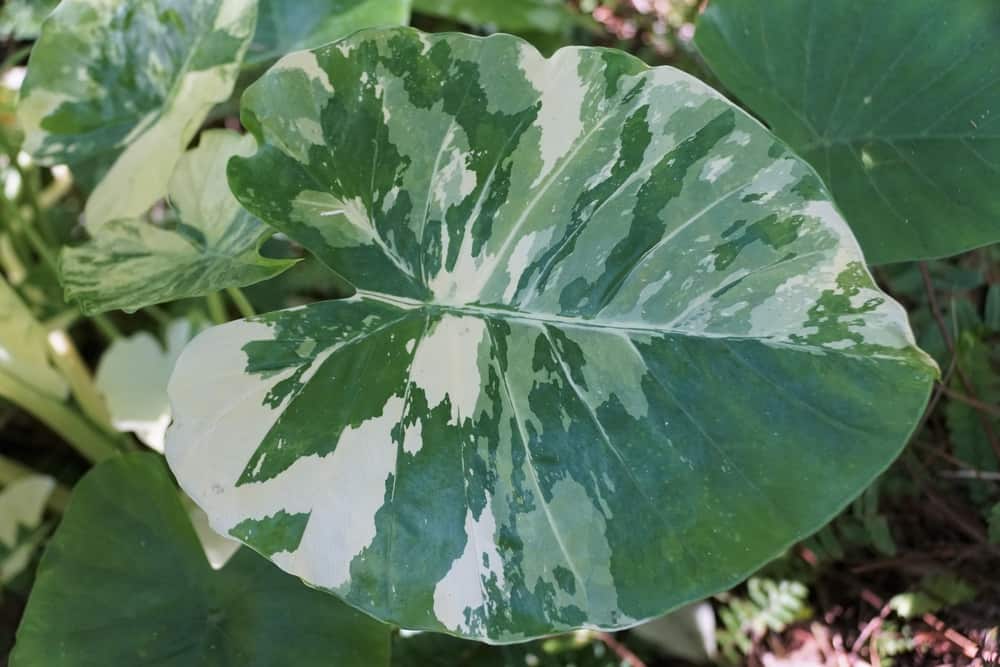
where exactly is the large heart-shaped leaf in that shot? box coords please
[695,0,1000,264]
[249,0,411,67]
[18,0,256,226]
[60,130,296,314]
[11,454,391,667]
[167,28,936,643]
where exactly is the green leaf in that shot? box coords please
[0,0,59,40]
[249,0,410,67]
[17,0,257,226]
[412,0,573,34]
[11,453,391,667]
[0,279,67,400]
[988,502,1000,545]
[60,130,297,314]
[168,28,936,642]
[0,475,54,587]
[695,0,1000,264]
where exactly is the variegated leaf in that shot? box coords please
[11,454,392,667]
[249,0,411,67]
[60,130,296,314]
[0,278,67,400]
[17,0,257,226]
[167,28,937,643]
[0,0,59,40]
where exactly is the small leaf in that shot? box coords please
[60,130,297,314]
[0,476,55,586]
[412,0,573,34]
[18,0,257,225]
[169,28,935,642]
[248,0,410,67]
[0,278,67,400]
[695,0,1000,264]
[95,320,199,452]
[11,453,391,667]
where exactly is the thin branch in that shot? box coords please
[594,632,646,667]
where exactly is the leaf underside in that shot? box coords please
[695,0,1000,264]
[167,28,936,643]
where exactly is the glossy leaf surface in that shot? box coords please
[60,131,296,314]
[168,28,936,642]
[11,454,391,667]
[18,0,256,225]
[696,0,1000,264]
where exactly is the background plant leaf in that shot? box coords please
[10,453,392,667]
[60,130,297,314]
[695,0,1000,264]
[17,0,257,225]
[168,28,935,643]
[412,0,574,34]
[249,0,410,67]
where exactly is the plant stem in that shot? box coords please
[143,304,172,327]
[90,313,123,341]
[226,287,256,319]
[46,329,115,432]
[206,292,228,324]
[0,373,122,464]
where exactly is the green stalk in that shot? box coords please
[226,287,256,319]
[206,292,228,324]
[0,373,122,464]
[46,329,115,433]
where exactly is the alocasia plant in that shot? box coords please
[695,0,1000,264]
[17,0,257,226]
[165,28,936,642]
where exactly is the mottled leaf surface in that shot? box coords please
[696,0,1000,264]
[0,279,67,400]
[249,0,410,66]
[11,454,391,667]
[60,131,296,314]
[18,0,256,225]
[168,28,936,642]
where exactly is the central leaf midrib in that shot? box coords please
[351,289,857,354]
